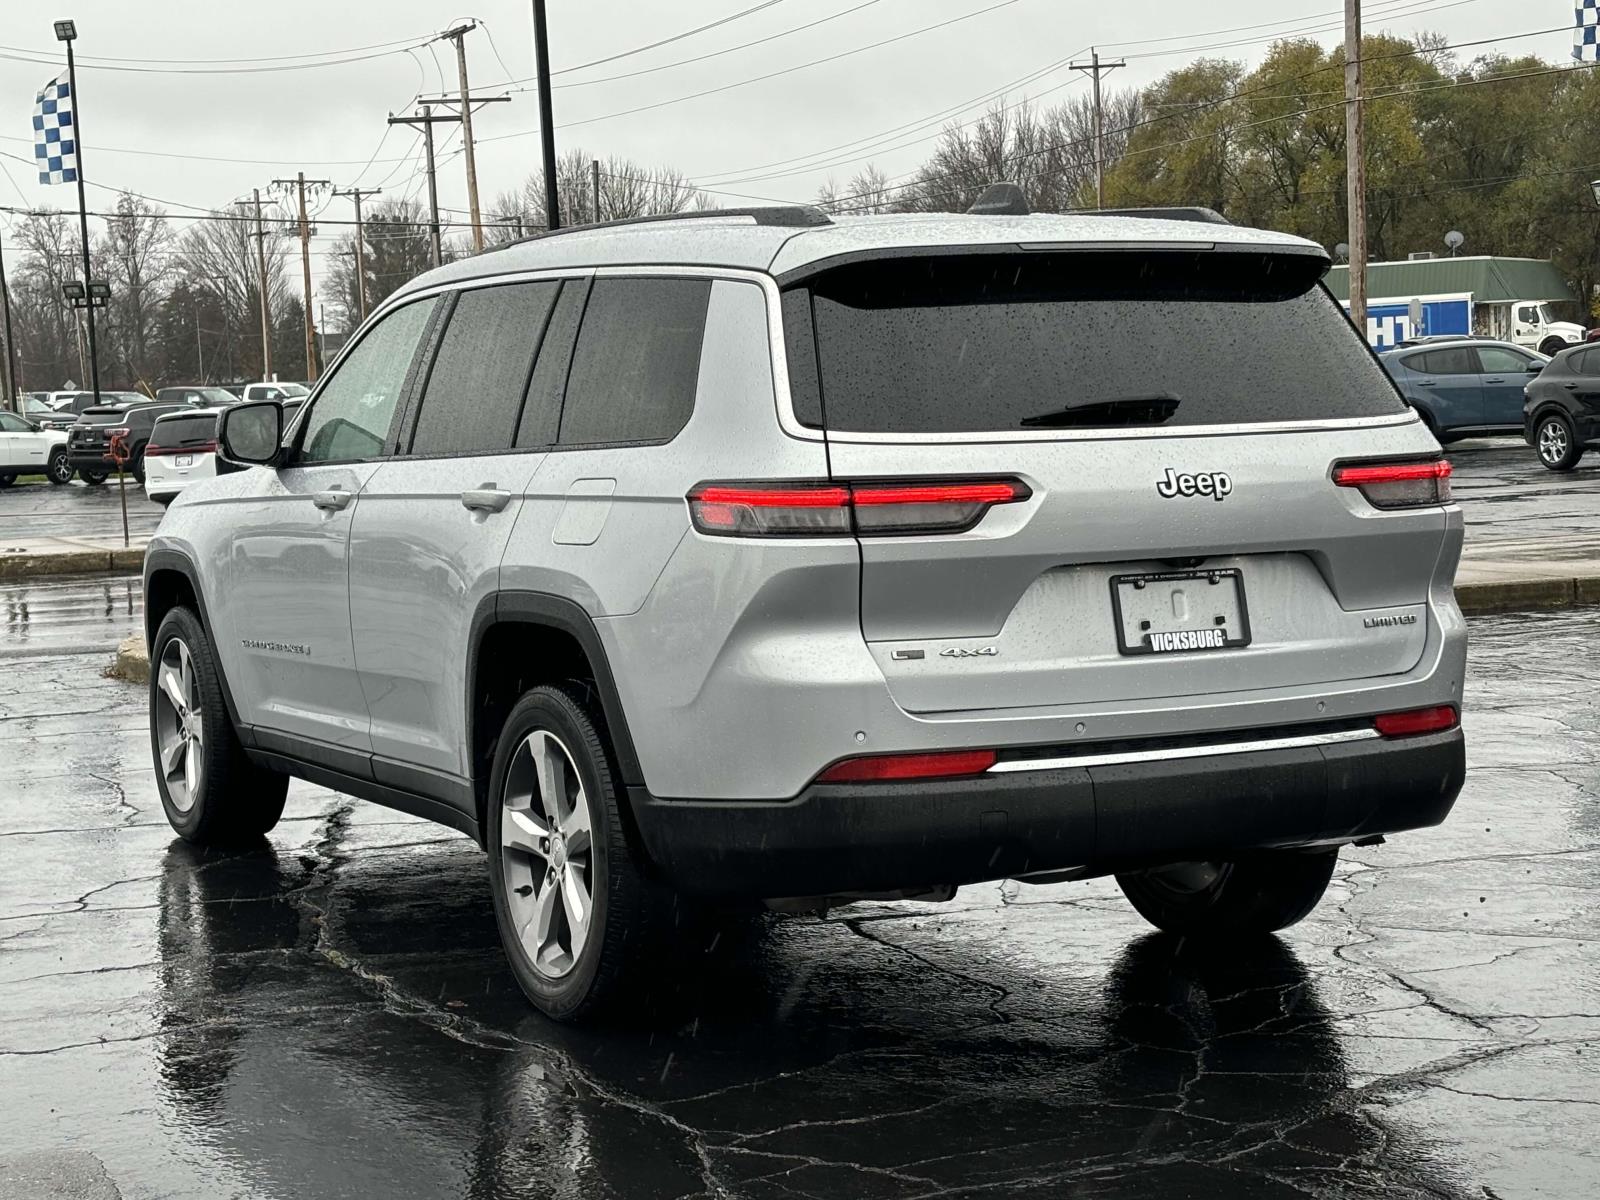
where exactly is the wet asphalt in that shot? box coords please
[1,436,1597,1198]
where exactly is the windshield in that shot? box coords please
[785,251,1403,433]
[1538,303,1558,325]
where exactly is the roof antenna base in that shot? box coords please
[967,182,1030,216]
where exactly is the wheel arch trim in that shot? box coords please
[143,547,249,742]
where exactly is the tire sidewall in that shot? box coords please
[1536,413,1580,471]
[47,448,72,484]
[485,689,617,1018]
[150,607,218,840]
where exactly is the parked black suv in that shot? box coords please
[1524,343,1600,470]
[68,401,185,483]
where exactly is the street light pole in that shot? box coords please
[0,228,19,408]
[56,22,101,406]
[1343,0,1368,335]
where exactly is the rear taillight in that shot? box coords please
[688,478,1030,537]
[1373,705,1458,737]
[816,749,997,783]
[1333,459,1451,509]
[105,426,130,439]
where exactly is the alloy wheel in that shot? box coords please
[153,638,205,813]
[48,454,72,484]
[1539,419,1569,465]
[499,730,595,980]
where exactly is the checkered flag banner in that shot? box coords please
[33,73,77,185]
[1578,0,1600,61]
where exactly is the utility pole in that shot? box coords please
[591,158,602,224]
[388,106,461,267]
[531,0,561,231]
[1071,49,1125,209]
[1344,0,1368,335]
[441,22,486,251]
[271,172,330,381]
[236,189,273,381]
[333,185,381,320]
[0,228,19,408]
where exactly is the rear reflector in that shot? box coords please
[1373,705,1458,737]
[1333,459,1451,509]
[816,749,998,783]
[688,479,1029,537]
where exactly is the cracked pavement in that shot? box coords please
[1,574,1597,1199]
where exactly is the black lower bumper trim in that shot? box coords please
[629,729,1464,897]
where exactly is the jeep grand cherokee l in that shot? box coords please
[142,192,1466,1020]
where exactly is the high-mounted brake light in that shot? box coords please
[1333,459,1451,509]
[1373,705,1458,737]
[687,479,1030,537]
[146,440,217,457]
[816,749,998,783]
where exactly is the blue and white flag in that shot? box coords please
[32,73,77,185]
[1578,0,1600,61]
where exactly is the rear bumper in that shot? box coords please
[67,449,110,470]
[629,727,1464,897]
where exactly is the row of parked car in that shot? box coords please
[1377,335,1600,470]
[1,382,310,503]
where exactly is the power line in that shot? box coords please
[549,0,887,90]
[486,0,1028,139]
[0,39,435,75]
[0,32,439,67]
[538,0,792,80]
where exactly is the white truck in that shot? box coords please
[1353,293,1586,354]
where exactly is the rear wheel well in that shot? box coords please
[145,568,198,646]
[471,621,608,836]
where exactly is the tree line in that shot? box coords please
[4,31,1597,394]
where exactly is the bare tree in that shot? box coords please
[816,164,892,215]
[175,209,293,381]
[488,147,702,235]
[97,192,175,390]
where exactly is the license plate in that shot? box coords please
[1110,568,1252,656]
[175,454,193,468]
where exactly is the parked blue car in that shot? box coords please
[1378,338,1546,442]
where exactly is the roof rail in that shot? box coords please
[495,204,833,251]
[1075,206,1232,226]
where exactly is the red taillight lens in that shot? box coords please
[1333,459,1451,509]
[1373,705,1458,737]
[816,749,997,783]
[687,479,1029,537]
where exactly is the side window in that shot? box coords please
[515,281,587,448]
[298,298,435,464]
[1477,346,1532,374]
[408,281,559,457]
[1517,305,1539,324]
[1571,349,1598,376]
[0,413,27,432]
[557,277,712,446]
[1416,347,1476,375]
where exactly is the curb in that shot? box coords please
[109,635,149,685]
[0,547,144,580]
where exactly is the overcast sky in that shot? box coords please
[0,0,1575,302]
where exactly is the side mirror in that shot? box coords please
[217,400,284,468]
[1528,363,1544,374]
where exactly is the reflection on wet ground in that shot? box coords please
[2,593,1598,1198]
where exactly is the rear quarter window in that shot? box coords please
[783,251,1404,433]
[556,277,712,446]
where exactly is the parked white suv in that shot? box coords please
[0,409,72,486]
[143,193,1467,1020]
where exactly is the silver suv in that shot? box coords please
[144,193,1466,1020]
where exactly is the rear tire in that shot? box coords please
[1540,337,1569,358]
[1116,849,1339,938]
[486,684,673,1021]
[1535,411,1583,472]
[150,606,288,846]
[46,448,72,485]
[129,450,146,484]
[0,472,13,488]
[80,470,107,485]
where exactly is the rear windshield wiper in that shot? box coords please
[1019,394,1180,428]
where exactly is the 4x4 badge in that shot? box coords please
[1156,467,1233,501]
[940,646,998,658]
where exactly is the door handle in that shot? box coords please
[1415,380,1436,387]
[461,487,512,514]
[1564,383,1579,390]
[1483,377,1505,383]
[312,487,353,512]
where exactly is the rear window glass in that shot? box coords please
[152,414,217,444]
[785,251,1403,432]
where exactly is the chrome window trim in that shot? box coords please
[985,726,1380,774]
